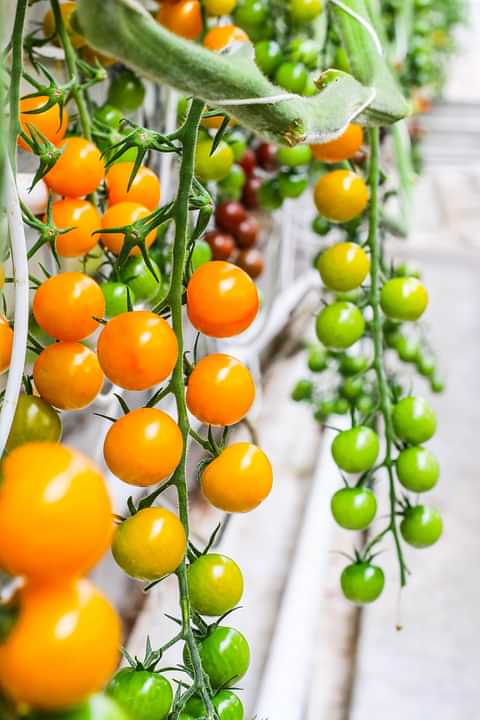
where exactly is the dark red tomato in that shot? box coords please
[237,248,264,278]
[205,230,236,261]
[256,142,278,171]
[215,201,248,234]
[238,148,257,176]
[242,175,262,209]
[235,216,259,248]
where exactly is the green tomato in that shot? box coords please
[101,282,135,317]
[331,426,379,473]
[395,335,419,363]
[315,302,365,350]
[187,553,244,617]
[400,506,443,548]
[392,396,436,444]
[255,40,283,75]
[340,376,363,401]
[107,669,173,720]
[291,378,314,401]
[316,398,335,418]
[430,373,445,394]
[333,396,350,415]
[185,627,250,689]
[218,164,246,199]
[107,70,146,113]
[258,179,283,210]
[341,561,384,604]
[416,351,435,377]
[311,215,330,236]
[307,345,328,372]
[339,353,369,376]
[276,144,312,167]
[195,139,234,182]
[95,104,123,129]
[396,446,440,492]
[119,256,163,302]
[42,694,129,720]
[234,0,269,27]
[380,277,428,321]
[274,62,308,93]
[185,690,244,720]
[277,171,309,199]
[355,393,374,415]
[287,38,321,68]
[191,239,213,271]
[333,47,350,72]
[301,74,320,96]
[226,131,247,162]
[289,0,323,22]
[6,394,62,453]
[331,487,377,530]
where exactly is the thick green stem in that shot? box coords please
[8,0,28,170]
[367,127,407,587]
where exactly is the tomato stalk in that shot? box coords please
[8,0,28,170]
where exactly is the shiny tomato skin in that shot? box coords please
[107,668,173,720]
[235,216,259,248]
[44,137,105,197]
[215,200,248,233]
[191,239,213,271]
[315,301,365,350]
[205,230,236,261]
[97,311,178,391]
[106,163,161,211]
[188,627,250,689]
[311,123,364,163]
[380,277,428,321]
[40,694,129,719]
[112,507,186,581]
[0,579,120,710]
[51,199,101,258]
[237,248,264,278]
[157,1,203,39]
[186,353,255,426]
[331,487,377,530]
[187,261,259,338]
[119,256,163,302]
[184,690,244,720]
[205,0,237,14]
[341,561,384,604]
[187,553,244,616]
[331,426,380,474]
[107,71,145,113]
[101,202,156,256]
[0,443,113,580]
[314,170,369,223]
[203,24,248,51]
[101,282,135,317]
[6,394,62,453]
[195,139,234,182]
[392,396,436,444]
[317,242,370,291]
[396,446,440,492]
[400,505,443,548]
[289,0,323,22]
[201,442,272,512]
[0,315,13,374]
[18,95,69,151]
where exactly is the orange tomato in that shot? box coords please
[97,311,178,391]
[112,507,186,581]
[157,0,202,39]
[43,2,86,48]
[51,198,101,257]
[33,272,105,342]
[33,342,104,410]
[0,443,113,580]
[18,95,69,151]
[0,315,13,374]
[44,137,105,198]
[310,123,364,163]
[104,407,183,486]
[313,170,369,223]
[187,261,259,338]
[105,162,161,211]
[0,578,120,710]
[201,442,273,512]
[203,24,248,51]
[187,353,255,426]
[101,202,156,256]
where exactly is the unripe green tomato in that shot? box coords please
[380,277,428,321]
[291,378,314,401]
[101,282,135,317]
[95,104,123,129]
[6,394,62,453]
[341,561,384,604]
[315,302,365,350]
[195,139,234,182]
[107,669,173,720]
[187,553,244,617]
[302,75,320,96]
[416,352,435,377]
[316,242,370,292]
[307,345,328,372]
[226,130,247,162]
[392,396,436,444]
[276,144,312,167]
[191,239,213,271]
[340,376,363,401]
[119,256,163,302]
[258,179,283,210]
[41,694,129,720]
[396,446,440,492]
[331,426,380,473]
[396,335,419,363]
[287,38,321,68]
[430,373,445,393]
[400,506,443,548]
[333,397,350,415]
[394,261,421,278]
[339,353,369,376]
[184,690,244,720]
[218,164,246,199]
[274,62,308,93]
[355,393,374,415]
[185,627,250,689]
[234,0,269,27]
[311,215,330,236]
[317,398,335,417]
[331,486,377,530]
[277,171,309,199]
[255,40,283,75]
[107,70,145,113]
[289,0,323,22]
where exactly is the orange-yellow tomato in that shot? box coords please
[201,442,273,512]
[187,261,259,338]
[112,507,186,581]
[187,353,255,426]
[314,170,369,223]
[156,0,202,39]
[104,407,183,486]
[105,162,161,211]
[203,24,248,51]
[101,202,156,256]
[33,272,105,342]
[44,137,105,198]
[43,2,86,48]
[316,242,370,292]
[97,311,178,391]
[0,578,120,710]
[51,198,101,257]
[33,342,104,410]
[311,123,364,163]
[18,95,69,151]
[0,315,13,374]
[0,443,113,580]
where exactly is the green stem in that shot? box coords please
[367,127,407,587]
[8,0,28,170]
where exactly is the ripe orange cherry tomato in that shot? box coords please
[97,311,178,391]
[101,202,156,256]
[157,0,202,40]
[105,162,161,211]
[0,578,120,710]
[0,315,13,374]
[314,170,369,223]
[203,25,248,51]
[104,407,183,486]
[0,442,113,580]
[311,123,364,163]
[201,442,273,512]
[112,507,186,581]
[33,272,105,342]
[44,137,105,198]
[51,198,101,257]
[18,95,69,151]
[186,353,255,426]
[187,261,259,338]
[33,342,104,410]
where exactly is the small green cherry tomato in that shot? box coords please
[430,373,445,394]
[339,353,369,376]
[291,378,314,401]
[392,396,436,444]
[258,179,283,210]
[234,0,269,27]
[276,143,312,167]
[185,627,250,689]
[333,397,349,415]
[42,694,129,720]
[380,277,428,321]
[315,301,365,350]
[191,239,213,271]
[355,394,374,415]
[331,426,379,473]
[400,506,443,548]
[185,690,244,720]
[227,131,247,162]
[107,70,146,113]
[6,394,62,453]
[255,40,283,75]
[277,171,309,199]
[396,446,440,492]
[307,345,328,372]
[95,104,123,129]
[218,164,246,199]
[195,139,234,182]
[311,215,330,236]
[107,669,172,720]
[341,561,385,604]
[395,335,419,363]
[317,398,335,418]
[289,0,323,22]
[102,282,135,317]
[119,256,163,302]
[317,242,370,292]
[287,38,321,68]
[331,487,377,530]
[274,61,308,93]
[187,553,244,617]
[416,351,435,377]
[340,376,363,401]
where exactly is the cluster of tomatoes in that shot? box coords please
[205,200,263,279]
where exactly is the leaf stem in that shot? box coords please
[8,0,28,170]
